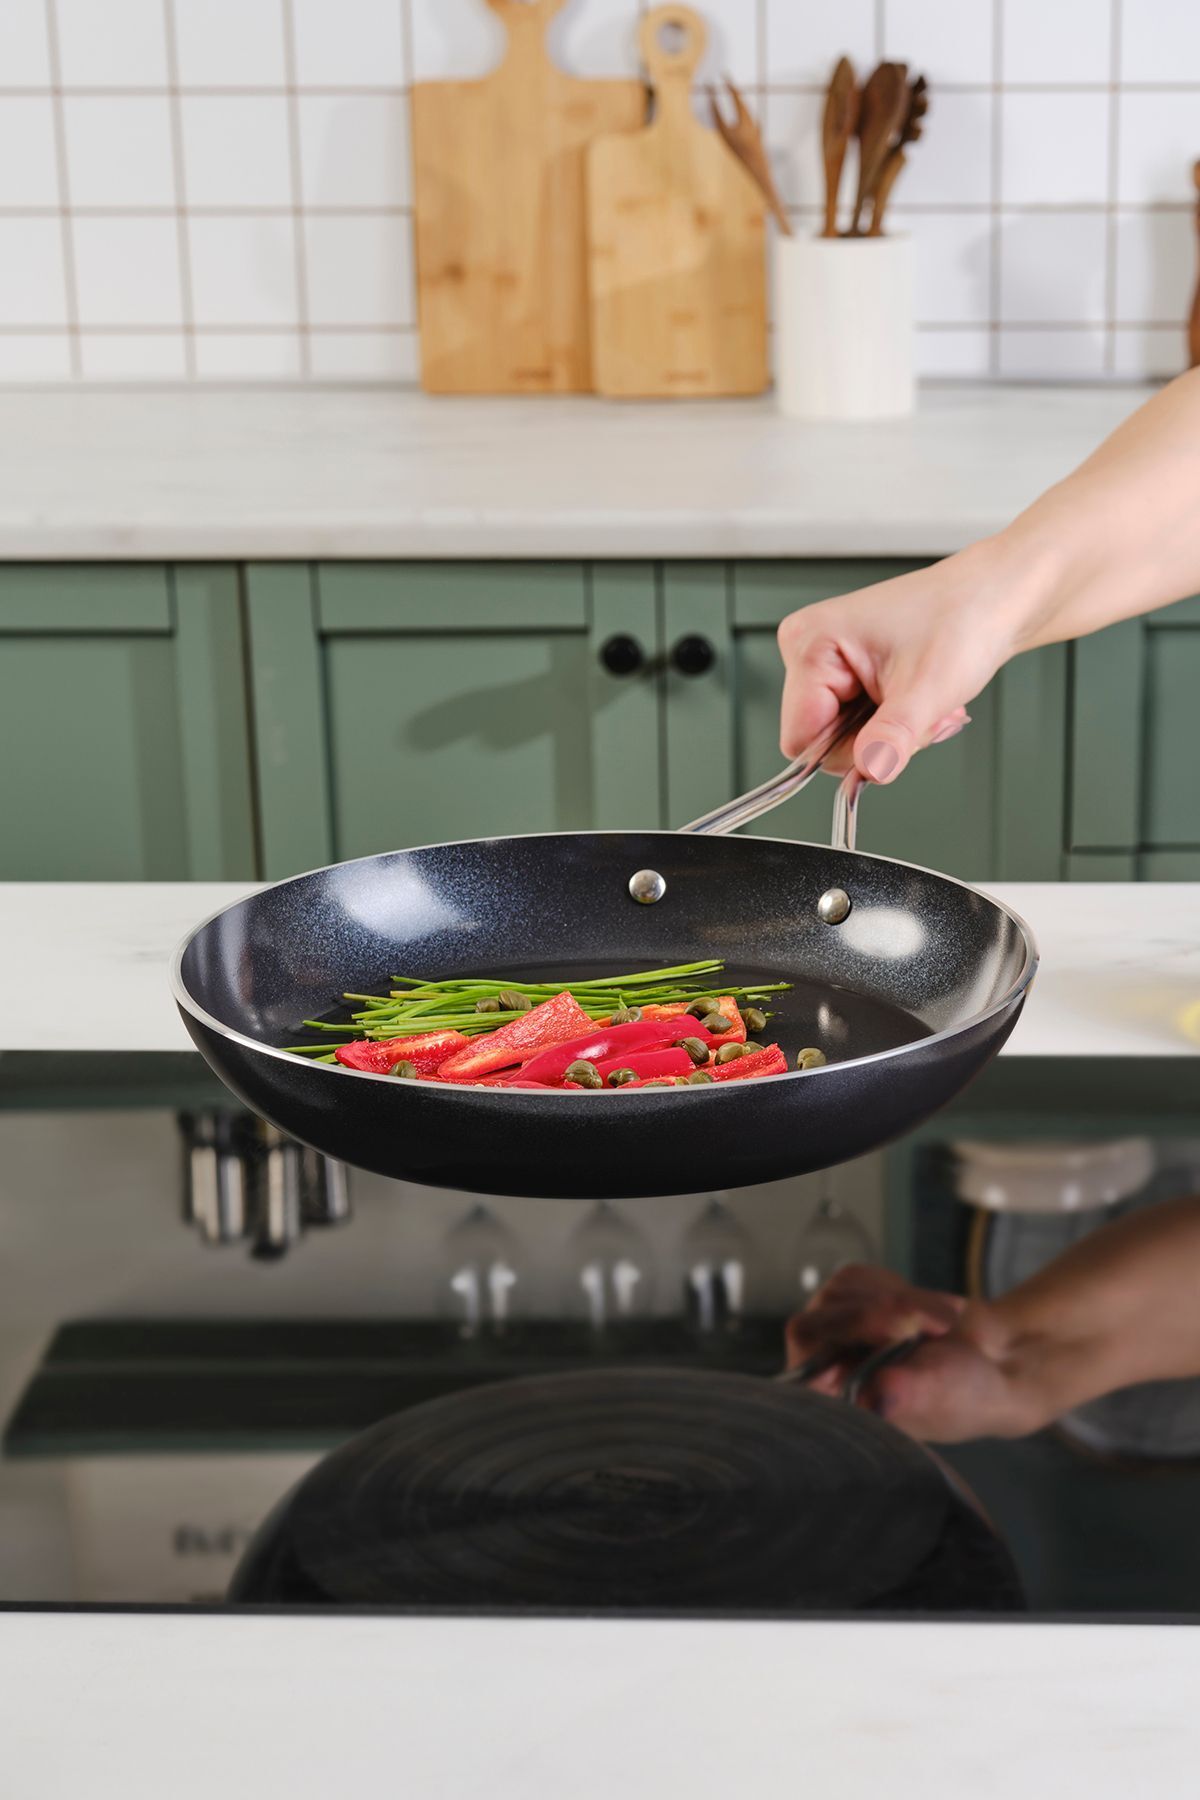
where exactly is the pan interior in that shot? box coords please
[303,956,931,1068]
[177,831,1031,1062]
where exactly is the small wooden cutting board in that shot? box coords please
[411,0,645,394]
[586,5,767,398]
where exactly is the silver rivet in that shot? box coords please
[817,886,851,925]
[629,868,667,905]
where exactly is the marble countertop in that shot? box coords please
[2,1612,1197,1799]
[2,879,1197,1057]
[0,382,1152,560]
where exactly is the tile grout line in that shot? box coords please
[989,0,1004,376]
[161,0,197,379]
[1103,0,1123,374]
[874,0,885,62]
[280,0,312,378]
[42,0,81,378]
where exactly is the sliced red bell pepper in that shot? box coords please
[592,1045,693,1083]
[707,1043,788,1081]
[435,989,593,1081]
[335,1028,469,1075]
[509,1016,718,1087]
[598,997,745,1046]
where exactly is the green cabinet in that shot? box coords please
[8,553,1194,888]
[1069,596,1200,879]
[0,565,255,880]
[245,562,663,879]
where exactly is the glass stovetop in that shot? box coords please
[6,1315,1200,1619]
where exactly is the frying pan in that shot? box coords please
[172,704,1037,1200]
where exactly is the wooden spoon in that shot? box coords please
[850,61,909,237]
[821,56,859,238]
[867,74,929,237]
[709,75,792,235]
[1189,160,1200,369]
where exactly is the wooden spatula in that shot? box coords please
[867,74,929,237]
[850,61,909,236]
[709,75,791,235]
[821,56,859,238]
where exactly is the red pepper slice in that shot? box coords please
[510,1016,717,1087]
[436,989,593,1081]
[335,1029,469,1075]
[707,1044,788,1081]
[598,997,745,1047]
[592,1045,693,1083]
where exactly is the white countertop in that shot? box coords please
[2,880,1197,1057]
[0,382,1152,560]
[1,1612,1196,1799]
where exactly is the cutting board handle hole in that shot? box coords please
[640,5,706,82]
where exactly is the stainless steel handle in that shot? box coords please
[681,695,874,840]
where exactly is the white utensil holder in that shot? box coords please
[774,235,914,421]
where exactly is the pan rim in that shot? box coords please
[169,828,1039,1097]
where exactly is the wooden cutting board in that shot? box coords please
[586,5,767,398]
[411,0,645,394]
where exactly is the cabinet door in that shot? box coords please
[245,562,662,879]
[0,565,254,880]
[1069,595,1200,879]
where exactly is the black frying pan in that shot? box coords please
[172,707,1037,1200]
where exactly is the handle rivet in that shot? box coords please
[817,886,851,925]
[629,869,667,905]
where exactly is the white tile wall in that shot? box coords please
[0,0,1196,383]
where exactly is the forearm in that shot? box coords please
[964,1196,1200,1433]
[981,369,1200,654]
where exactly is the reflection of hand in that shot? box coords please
[784,1264,1034,1444]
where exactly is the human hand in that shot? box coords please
[784,1264,1036,1444]
[777,543,1027,781]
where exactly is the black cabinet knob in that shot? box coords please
[599,633,645,677]
[671,634,716,677]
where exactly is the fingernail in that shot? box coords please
[931,715,971,746]
[860,742,899,783]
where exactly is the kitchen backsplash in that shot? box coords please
[1,0,1198,385]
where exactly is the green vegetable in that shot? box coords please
[607,1067,637,1087]
[680,1036,710,1066]
[796,1047,827,1070]
[565,1059,604,1089]
[740,1006,767,1035]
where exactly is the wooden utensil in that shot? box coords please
[709,75,791,236]
[850,61,909,237]
[821,56,859,238]
[411,0,645,394]
[586,5,767,397]
[1189,159,1200,369]
[867,75,929,237]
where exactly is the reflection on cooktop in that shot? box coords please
[5,1319,1200,1618]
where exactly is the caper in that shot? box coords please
[687,1069,715,1085]
[389,1059,418,1079]
[740,1006,767,1035]
[796,1047,828,1070]
[564,1059,603,1089]
[497,989,533,1013]
[715,1041,751,1064]
[611,1003,642,1024]
[475,997,501,1013]
[607,1067,637,1087]
[641,1078,674,1088]
[701,1012,734,1035]
[680,1036,710,1066]
[743,1041,763,1053]
[686,997,718,1018]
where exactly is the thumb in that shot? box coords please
[854,683,970,785]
